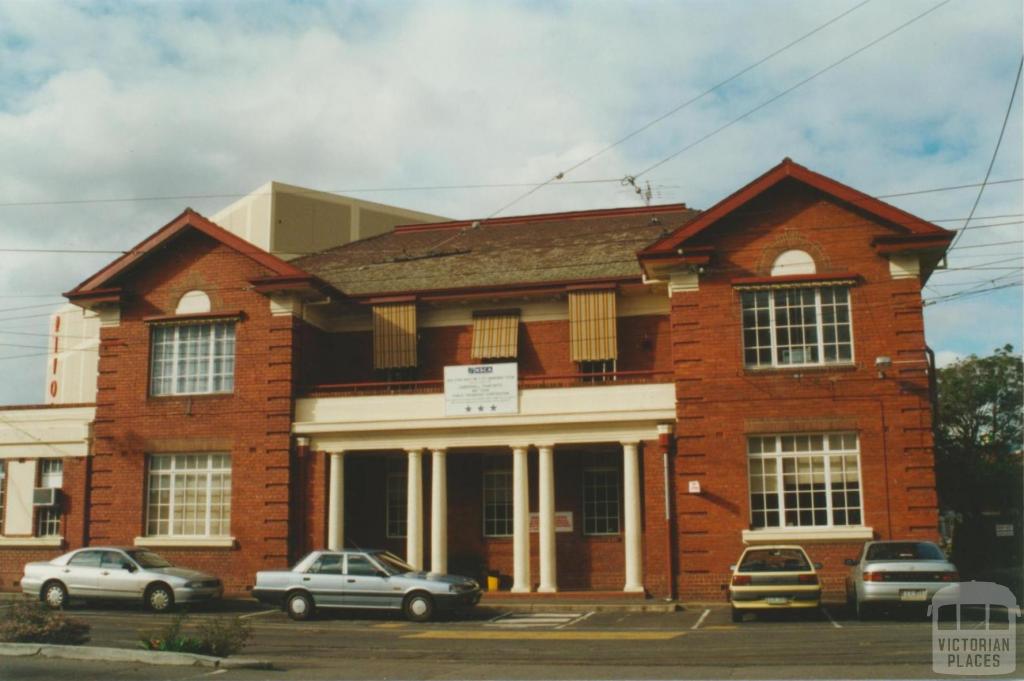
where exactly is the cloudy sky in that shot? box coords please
[0,0,1021,405]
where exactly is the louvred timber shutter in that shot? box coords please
[470,310,520,360]
[568,289,617,361]
[372,302,418,369]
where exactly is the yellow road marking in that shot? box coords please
[372,622,407,629]
[701,625,738,630]
[404,630,685,641]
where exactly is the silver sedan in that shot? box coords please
[21,547,223,612]
[253,550,481,622]
[845,540,958,619]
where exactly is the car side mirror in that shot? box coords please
[728,564,737,571]
[813,562,823,570]
[377,570,389,578]
[844,558,857,566]
[122,562,136,572]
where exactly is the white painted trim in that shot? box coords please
[889,254,921,280]
[741,527,874,543]
[133,536,236,548]
[0,406,95,459]
[668,271,699,295]
[0,535,63,548]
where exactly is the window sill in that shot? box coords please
[0,536,64,548]
[133,536,236,549]
[744,363,858,375]
[742,527,874,544]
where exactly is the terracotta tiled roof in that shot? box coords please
[293,204,700,298]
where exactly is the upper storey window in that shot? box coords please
[150,322,236,396]
[741,287,852,368]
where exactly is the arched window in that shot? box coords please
[771,250,816,276]
[175,290,211,315]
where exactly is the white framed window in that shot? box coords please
[146,454,231,537]
[35,459,63,537]
[583,466,621,535]
[482,463,513,537]
[150,323,235,396]
[740,287,852,368]
[747,433,862,529]
[386,462,407,539]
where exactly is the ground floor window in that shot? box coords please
[146,454,231,537]
[483,460,512,537]
[35,459,63,537]
[583,466,621,535]
[747,433,861,529]
[386,459,407,539]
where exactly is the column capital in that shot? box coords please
[535,444,555,451]
[406,448,423,456]
[509,444,531,452]
[430,447,447,455]
[620,440,640,448]
[657,423,674,435]
[295,436,311,448]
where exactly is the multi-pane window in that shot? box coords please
[386,461,407,539]
[583,467,621,535]
[747,433,862,529]
[482,461,513,537]
[150,323,235,396]
[740,287,852,368]
[146,454,231,537]
[35,459,63,537]
[579,359,616,384]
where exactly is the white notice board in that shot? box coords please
[444,363,519,416]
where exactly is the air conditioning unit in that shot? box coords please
[32,487,58,507]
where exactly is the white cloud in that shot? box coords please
[0,0,1021,403]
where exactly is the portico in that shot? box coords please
[296,382,675,593]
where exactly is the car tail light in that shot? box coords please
[940,572,959,582]
[863,571,884,582]
[798,574,819,584]
[732,575,752,586]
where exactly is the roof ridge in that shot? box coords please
[392,203,695,234]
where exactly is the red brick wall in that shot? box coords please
[86,230,298,593]
[671,181,938,601]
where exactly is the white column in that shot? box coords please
[430,448,448,574]
[406,449,424,571]
[327,452,345,551]
[622,441,644,593]
[537,445,557,593]
[511,446,531,593]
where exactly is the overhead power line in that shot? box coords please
[483,0,873,219]
[947,56,1024,252]
[630,0,952,181]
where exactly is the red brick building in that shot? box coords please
[0,159,953,601]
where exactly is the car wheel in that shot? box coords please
[286,592,314,621]
[41,581,68,610]
[403,592,434,623]
[730,607,743,623]
[145,584,175,613]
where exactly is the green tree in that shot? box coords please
[935,344,1023,516]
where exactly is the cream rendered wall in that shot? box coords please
[210,182,275,253]
[4,460,36,535]
[45,305,100,405]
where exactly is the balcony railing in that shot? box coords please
[300,369,674,398]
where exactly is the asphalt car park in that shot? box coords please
[7,594,1008,680]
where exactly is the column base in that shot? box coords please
[623,584,645,593]
[511,585,532,593]
[537,585,557,594]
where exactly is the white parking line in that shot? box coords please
[239,608,279,619]
[822,607,842,629]
[691,608,711,630]
[556,611,594,629]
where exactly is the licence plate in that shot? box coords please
[766,597,789,605]
[900,589,928,602]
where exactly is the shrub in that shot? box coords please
[0,600,90,645]
[140,613,250,657]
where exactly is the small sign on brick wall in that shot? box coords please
[529,512,573,533]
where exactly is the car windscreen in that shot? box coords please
[375,551,415,576]
[738,549,810,572]
[865,542,944,561]
[126,550,174,568]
